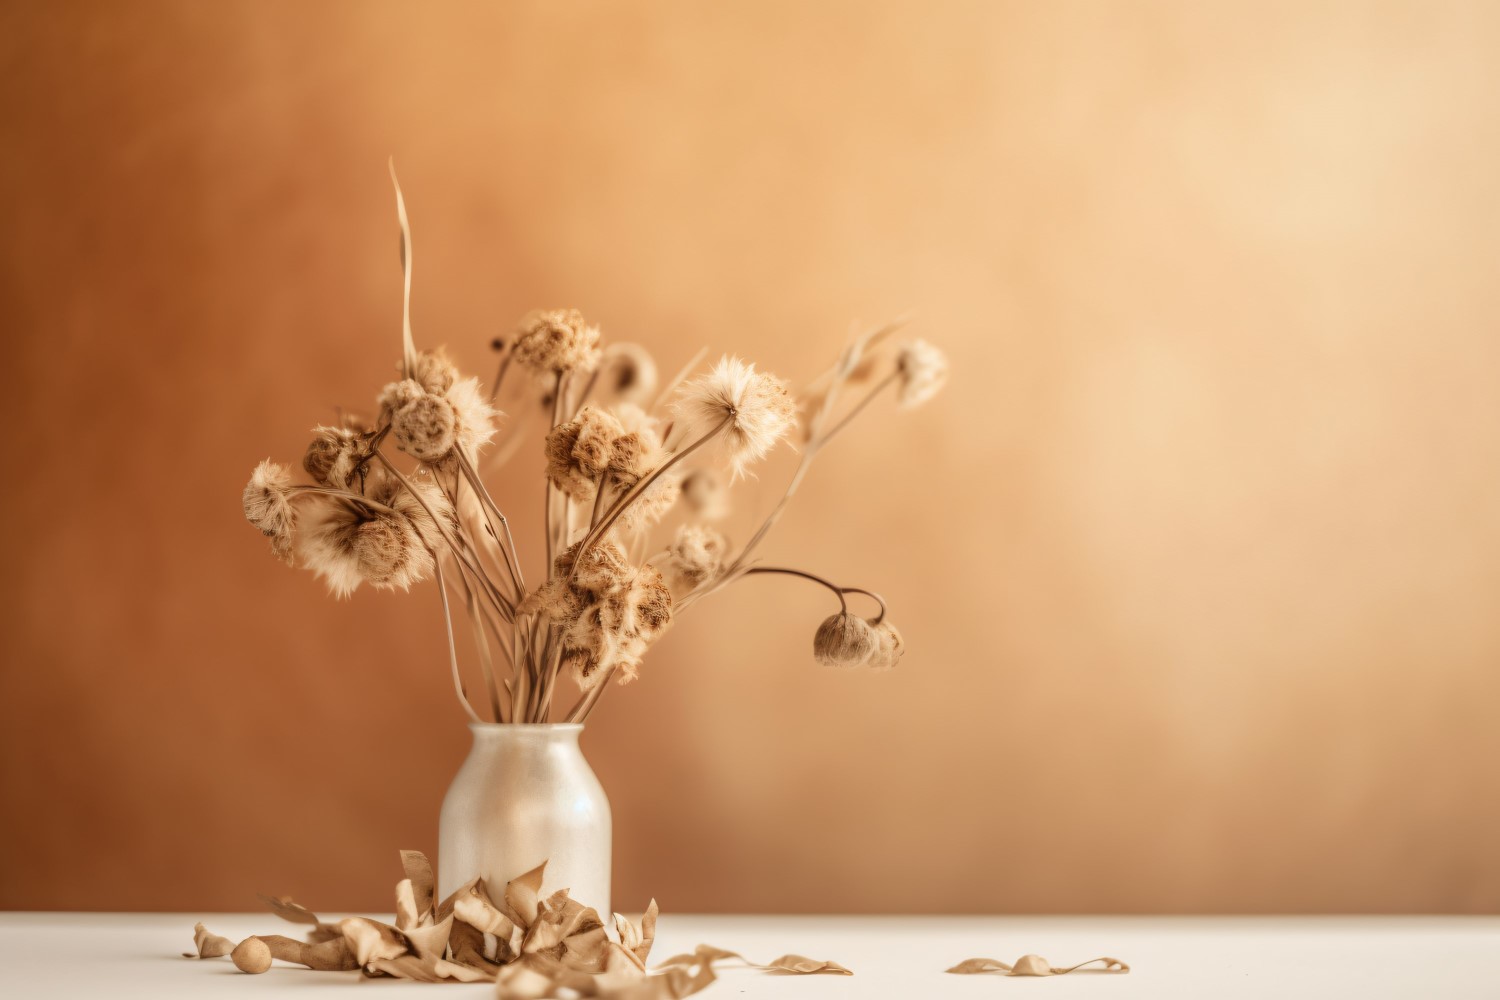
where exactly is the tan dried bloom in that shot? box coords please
[294,478,448,597]
[597,343,658,404]
[679,468,729,520]
[243,460,296,563]
[553,539,632,597]
[813,612,878,668]
[895,339,948,409]
[512,308,602,373]
[605,404,665,488]
[544,407,623,502]
[674,356,796,478]
[303,425,367,489]
[664,523,728,591]
[867,620,904,671]
[379,373,496,464]
[410,348,458,396]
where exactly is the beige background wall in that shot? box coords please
[2,0,1498,914]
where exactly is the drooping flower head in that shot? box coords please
[812,612,878,668]
[303,423,369,490]
[512,309,602,374]
[673,356,796,478]
[895,340,949,409]
[379,353,497,465]
[294,475,450,598]
[866,620,904,671]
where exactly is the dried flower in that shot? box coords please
[303,425,368,490]
[895,339,948,409]
[867,620,904,670]
[680,469,729,520]
[512,308,602,373]
[674,356,796,478]
[294,478,449,597]
[379,374,496,464]
[605,404,665,488]
[664,524,728,591]
[410,348,458,396]
[553,539,632,598]
[544,407,624,502]
[615,472,679,533]
[597,343,658,404]
[242,460,296,563]
[812,612,878,668]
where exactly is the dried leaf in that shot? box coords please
[452,879,523,963]
[399,849,435,918]
[947,954,1130,976]
[613,899,658,966]
[339,916,412,966]
[394,878,422,930]
[505,860,548,926]
[655,944,851,976]
[256,893,320,926]
[183,922,235,959]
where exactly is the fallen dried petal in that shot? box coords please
[505,861,547,926]
[764,954,852,975]
[655,944,851,976]
[399,849,435,918]
[183,923,236,959]
[340,916,412,966]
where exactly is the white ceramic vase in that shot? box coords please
[437,723,611,917]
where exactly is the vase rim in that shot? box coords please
[467,722,584,732]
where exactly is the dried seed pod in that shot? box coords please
[867,620,904,671]
[680,469,729,520]
[598,343,658,405]
[813,612,878,668]
[231,936,273,974]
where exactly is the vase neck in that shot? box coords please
[468,722,583,748]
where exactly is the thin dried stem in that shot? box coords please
[565,665,618,723]
[545,372,564,574]
[744,566,848,612]
[489,349,514,402]
[433,560,483,725]
[816,370,898,448]
[455,449,525,598]
[388,161,418,380]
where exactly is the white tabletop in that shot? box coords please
[2,913,1496,998]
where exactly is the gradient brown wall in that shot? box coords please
[3,0,1498,914]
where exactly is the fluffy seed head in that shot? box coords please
[674,356,796,478]
[813,612,878,668]
[243,460,296,563]
[895,340,949,409]
[390,392,457,462]
[410,349,459,396]
[512,308,602,373]
[544,406,624,501]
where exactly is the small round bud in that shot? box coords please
[231,936,272,974]
[867,620,904,670]
[813,612,878,668]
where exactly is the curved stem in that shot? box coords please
[743,566,848,612]
[455,449,525,598]
[816,370,898,448]
[565,665,618,723]
[489,350,514,402]
[839,586,887,624]
[545,372,564,574]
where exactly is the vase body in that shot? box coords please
[438,723,611,917]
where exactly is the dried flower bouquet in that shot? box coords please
[241,176,948,725]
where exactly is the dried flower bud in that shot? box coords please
[813,612,878,668]
[303,425,366,489]
[895,339,948,409]
[598,343,658,405]
[243,460,296,563]
[512,308,602,373]
[380,373,497,464]
[545,406,624,501]
[867,620,904,670]
[680,469,729,520]
[664,524,728,591]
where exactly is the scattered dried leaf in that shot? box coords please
[947,954,1130,976]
